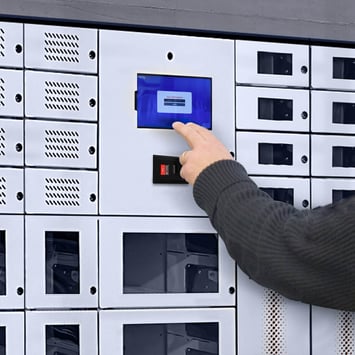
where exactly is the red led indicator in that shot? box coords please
[160,164,168,176]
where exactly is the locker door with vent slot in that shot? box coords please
[24,24,97,74]
[25,168,97,214]
[0,216,24,309]
[0,312,24,355]
[0,119,23,166]
[100,217,235,308]
[0,168,23,214]
[25,120,97,169]
[25,216,98,309]
[26,310,97,355]
[100,308,235,355]
[0,22,23,69]
[0,69,23,118]
[25,71,98,122]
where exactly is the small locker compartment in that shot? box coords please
[236,132,309,176]
[235,40,309,87]
[312,135,355,177]
[237,269,310,355]
[99,217,235,308]
[0,119,23,167]
[100,308,235,355]
[24,24,97,74]
[0,168,24,214]
[312,178,355,207]
[25,216,97,309]
[312,46,355,90]
[0,22,23,69]
[236,86,309,132]
[0,216,24,309]
[0,311,24,355]
[312,90,355,134]
[25,168,97,214]
[312,307,355,355]
[25,120,97,169]
[252,176,310,209]
[25,70,98,122]
[0,69,23,118]
[26,310,97,355]
[99,30,234,216]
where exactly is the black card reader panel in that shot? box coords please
[153,155,187,184]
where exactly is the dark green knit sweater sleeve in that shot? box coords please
[193,159,355,311]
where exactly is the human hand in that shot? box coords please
[173,122,234,185]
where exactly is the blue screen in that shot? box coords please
[136,74,212,129]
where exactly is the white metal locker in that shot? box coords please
[312,46,355,90]
[0,119,23,166]
[235,40,309,87]
[25,168,97,214]
[24,24,98,73]
[100,308,235,355]
[0,22,23,69]
[0,311,24,355]
[251,176,310,209]
[25,216,98,309]
[312,135,355,177]
[312,90,355,134]
[99,217,235,308]
[0,168,24,214]
[0,216,24,309]
[236,86,309,132]
[99,30,235,216]
[0,69,23,117]
[25,120,97,169]
[26,310,97,355]
[25,70,98,122]
[236,132,310,176]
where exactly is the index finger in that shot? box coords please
[172,122,205,148]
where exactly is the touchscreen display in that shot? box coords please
[136,74,212,129]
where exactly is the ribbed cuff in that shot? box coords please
[193,160,253,218]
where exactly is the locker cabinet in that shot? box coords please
[235,40,309,87]
[25,120,97,169]
[25,168,98,214]
[0,69,23,117]
[24,24,98,74]
[312,46,355,90]
[236,86,309,132]
[312,135,355,177]
[99,30,235,216]
[0,312,24,355]
[0,22,23,69]
[237,132,310,176]
[0,168,24,214]
[312,90,355,134]
[26,310,97,355]
[100,308,235,355]
[0,119,23,166]
[25,70,98,122]
[99,217,235,308]
[25,216,98,309]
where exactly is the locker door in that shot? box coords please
[0,22,23,68]
[236,40,309,87]
[312,90,355,134]
[0,168,24,214]
[312,46,355,90]
[236,86,309,132]
[99,217,235,308]
[26,310,97,355]
[0,312,24,355]
[25,216,98,309]
[237,132,309,176]
[100,308,235,355]
[0,69,23,118]
[0,119,24,167]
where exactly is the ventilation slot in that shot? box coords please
[44,177,80,207]
[0,28,4,58]
[0,128,5,156]
[44,32,80,63]
[337,311,355,354]
[0,78,5,107]
[44,81,80,111]
[44,129,79,160]
[0,177,6,205]
[263,289,286,355]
